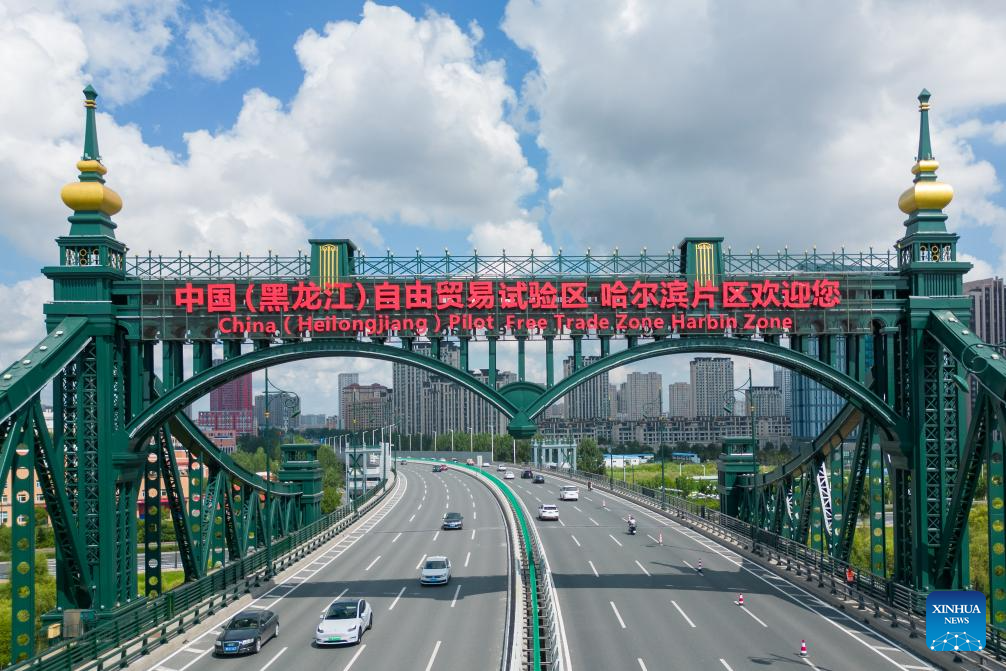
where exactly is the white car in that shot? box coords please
[497,464,508,472]
[315,598,373,646]
[504,470,515,480]
[559,485,579,501]
[538,504,559,521]
[420,556,452,585]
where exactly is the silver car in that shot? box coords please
[419,556,452,585]
[315,598,373,646]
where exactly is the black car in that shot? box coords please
[214,609,278,655]
[432,464,441,472]
[522,469,534,479]
[533,474,545,484]
[442,512,464,529]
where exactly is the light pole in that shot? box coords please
[722,367,757,458]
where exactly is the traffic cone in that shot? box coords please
[602,498,606,508]
[737,593,744,606]
[799,640,807,657]
[697,559,702,573]
[658,531,663,545]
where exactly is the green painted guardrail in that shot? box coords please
[412,459,542,671]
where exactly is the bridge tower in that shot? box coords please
[892,90,972,590]
[39,85,141,627]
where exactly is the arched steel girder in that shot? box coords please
[127,339,519,448]
[523,335,905,438]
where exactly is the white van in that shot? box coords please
[559,485,579,501]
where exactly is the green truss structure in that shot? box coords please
[5,85,1006,663]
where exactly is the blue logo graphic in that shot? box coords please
[926,590,986,652]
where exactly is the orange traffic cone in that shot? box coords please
[737,593,744,606]
[799,640,807,657]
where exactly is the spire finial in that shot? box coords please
[898,89,952,216]
[82,85,100,161]
[60,85,122,218]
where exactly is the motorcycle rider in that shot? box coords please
[627,515,637,534]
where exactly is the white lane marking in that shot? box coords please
[259,646,288,671]
[719,661,734,671]
[418,504,423,510]
[583,496,593,502]
[365,555,381,571]
[424,640,442,671]
[184,647,208,653]
[335,588,348,600]
[559,518,566,527]
[416,554,427,570]
[801,657,822,671]
[389,586,406,611]
[671,600,696,628]
[609,601,626,629]
[682,559,695,570]
[637,659,648,671]
[392,532,402,543]
[465,551,471,567]
[635,559,650,576]
[573,505,583,513]
[474,510,477,520]
[571,535,581,547]
[535,496,542,503]
[608,533,623,547]
[588,517,599,526]
[342,643,367,671]
[433,530,440,542]
[646,534,659,544]
[471,529,476,540]
[409,513,416,523]
[740,604,768,628]
[152,474,408,671]
[450,584,462,608]
[589,560,599,577]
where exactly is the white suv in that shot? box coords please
[559,485,579,501]
[538,504,559,521]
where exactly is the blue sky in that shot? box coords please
[4,1,1006,412]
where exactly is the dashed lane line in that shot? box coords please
[259,646,288,671]
[609,601,626,629]
[342,643,367,671]
[671,600,695,628]
[424,641,442,671]
[635,560,650,577]
[571,535,581,547]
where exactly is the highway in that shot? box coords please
[143,466,510,671]
[500,466,934,671]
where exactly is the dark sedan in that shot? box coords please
[533,474,545,484]
[214,609,278,655]
[442,512,464,529]
[522,469,534,479]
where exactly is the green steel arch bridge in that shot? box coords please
[2,85,1006,665]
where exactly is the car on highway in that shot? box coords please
[533,474,546,484]
[432,464,441,472]
[559,485,579,501]
[504,470,515,479]
[497,464,508,472]
[399,459,407,465]
[522,469,534,479]
[484,460,492,467]
[538,504,559,521]
[442,512,464,529]
[420,556,452,585]
[214,609,278,655]
[315,598,373,646]
[466,458,475,465]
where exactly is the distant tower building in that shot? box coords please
[609,384,620,419]
[745,386,785,417]
[623,372,663,419]
[689,357,734,417]
[197,359,256,441]
[342,383,393,431]
[668,382,693,417]
[965,278,1006,346]
[773,366,793,420]
[337,373,359,428]
[790,337,845,440]
[563,356,610,420]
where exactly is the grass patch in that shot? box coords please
[137,569,187,597]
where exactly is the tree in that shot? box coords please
[577,438,605,475]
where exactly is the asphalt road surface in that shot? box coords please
[502,467,934,671]
[143,466,510,671]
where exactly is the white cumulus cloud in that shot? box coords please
[185,7,258,82]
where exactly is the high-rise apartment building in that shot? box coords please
[689,357,734,417]
[790,336,845,439]
[773,366,793,420]
[197,359,256,442]
[623,372,663,420]
[392,341,514,435]
[342,383,392,431]
[965,278,1006,347]
[254,391,300,431]
[562,356,610,420]
[745,386,785,417]
[668,382,693,417]
[337,373,359,428]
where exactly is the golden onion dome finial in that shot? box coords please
[898,89,953,214]
[60,85,123,217]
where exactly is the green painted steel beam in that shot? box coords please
[130,340,519,446]
[834,420,871,562]
[9,411,35,664]
[988,404,1006,627]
